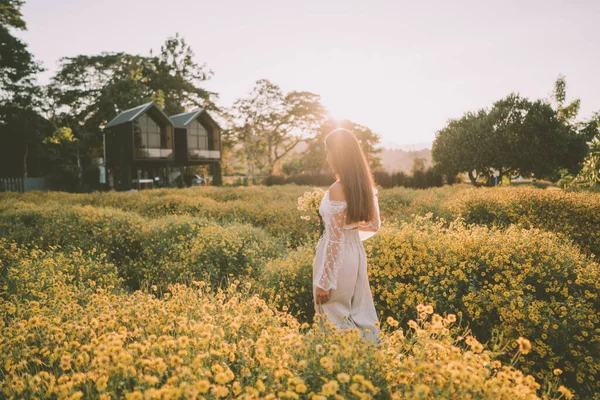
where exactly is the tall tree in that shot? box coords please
[432,78,591,185]
[571,114,600,187]
[227,79,327,178]
[150,33,216,115]
[301,119,383,174]
[45,34,217,187]
[48,33,217,134]
[0,0,49,179]
[431,108,493,186]
[552,74,581,126]
[0,0,40,106]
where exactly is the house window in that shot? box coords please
[134,113,162,149]
[188,120,209,150]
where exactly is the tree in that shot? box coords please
[432,78,591,185]
[42,127,80,190]
[569,114,600,187]
[300,119,383,174]
[0,0,48,179]
[149,33,216,115]
[45,34,217,189]
[431,109,493,186]
[552,74,581,126]
[0,106,53,177]
[0,0,41,106]
[227,79,328,179]
[487,93,587,181]
[48,33,216,134]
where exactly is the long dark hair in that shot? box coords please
[325,128,376,224]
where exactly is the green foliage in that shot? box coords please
[227,79,328,176]
[0,200,285,292]
[431,108,492,185]
[3,184,599,397]
[0,0,40,102]
[552,74,581,125]
[300,119,383,174]
[432,78,591,184]
[445,186,600,259]
[366,216,599,397]
[263,215,600,397]
[42,127,76,145]
[49,32,216,135]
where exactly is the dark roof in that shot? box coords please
[104,102,172,129]
[170,108,221,129]
[170,109,204,128]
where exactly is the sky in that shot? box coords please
[18,0,600,149]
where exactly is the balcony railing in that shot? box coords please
[188,149,221,159]
[135,148,174,159]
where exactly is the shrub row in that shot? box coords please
[0,244,560,399]
[0,186,318,248]
[258,216,600,398]
[444,187,600,258]
[0,200,285,292]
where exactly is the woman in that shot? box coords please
[312,128,382,344]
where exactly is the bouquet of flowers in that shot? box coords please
[297,188,325,237]
[296,188,325,220]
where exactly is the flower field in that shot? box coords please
[1,184,598,399]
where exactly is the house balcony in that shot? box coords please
[135,148,174,159]
[188,149,221,159]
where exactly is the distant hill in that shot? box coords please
[380,147,432,174]
[289,141,433,174]
[226,140,433,175]
[380,141,432,151]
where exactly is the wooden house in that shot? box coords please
[104,102,222,190]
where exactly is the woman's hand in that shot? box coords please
[316,287,330,304]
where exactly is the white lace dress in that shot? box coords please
[312,186,381,344]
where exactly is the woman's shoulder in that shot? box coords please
[328,181,346,202]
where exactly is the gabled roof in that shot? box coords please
[105,101,172,129]
[170,108,221,129]
[170,109,204,128]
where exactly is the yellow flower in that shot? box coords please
[95,374,109,392]
[321,380,339,396]
[336,373,351,383]
[516,337,531,355]
[232,381,242,395]
[386,316,399,327]
[125,392,143,400]
[558,385,573,399]
[295,383,307,393]
[60,354,73,371]
[211,385,229,398]
[320,356,333,370]
[413,384,431,397]
[196,379,211,394]
[554,368,563,376]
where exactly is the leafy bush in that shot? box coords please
[0,201,285,292]
[445,187,600,258]
[0,251,563,399]
[260,215,600,397]
[366,215,600,397]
